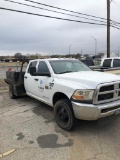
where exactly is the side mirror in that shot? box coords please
[30,66,36,76]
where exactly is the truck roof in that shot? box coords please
[102,57,120,60]
[29,58,77,62]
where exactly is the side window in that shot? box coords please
[38,61,49,73]
[28,61,37,73]
[103,59,112,67]
[113,59,120,67]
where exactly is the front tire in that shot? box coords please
[54,99,76,131]
[9,84,16,99]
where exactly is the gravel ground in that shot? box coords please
[0,79,8,90]
[0,93,120,160]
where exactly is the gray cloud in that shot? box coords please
[0,0,120,56]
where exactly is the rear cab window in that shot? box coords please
[27,61,37,73]
[103,59,112,67]
[113,59,120,67]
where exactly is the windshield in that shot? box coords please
[49,60,91,74]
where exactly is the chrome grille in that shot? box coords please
[93,82,120,104]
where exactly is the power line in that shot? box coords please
[21,0,120,27]
[3,0,120,27]
[0,7,108,25]
[113,0,120,7]
[0,7,120,30]
[3,0,107,24]
[110,0,120,27]
[19,0,108,21]
[111,23,120,29]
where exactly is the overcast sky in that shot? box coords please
[0,0,120,56]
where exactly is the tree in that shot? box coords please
[0,56,5,60]
[75,53,81,59]
[98,53,105,58]
[14,53,23,59]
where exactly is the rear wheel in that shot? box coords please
[9,84,16,99]
[54,99,76,131]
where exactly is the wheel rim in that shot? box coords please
[57,106,69,125]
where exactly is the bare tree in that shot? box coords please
[14,53,23,59]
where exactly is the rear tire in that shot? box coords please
[9,84,16,99]
[54,99,76,131]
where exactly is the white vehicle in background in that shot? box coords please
[5,58,120,130]
[100,57,120,68]
[90,57,120,75]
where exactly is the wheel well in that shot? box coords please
[53,92,69,105]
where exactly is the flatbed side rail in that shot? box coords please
[92,67,120,71]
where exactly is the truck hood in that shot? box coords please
[57,71,120,89]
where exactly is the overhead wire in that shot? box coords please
[112,0,120,7]
[1,0,120,30]
[3,0,108,25]
[5,0,108,21]
[3,0,120,28]
[0,7,108,26]
[21,0,120,26]
[0,7,120,30]
[109,0,120,27]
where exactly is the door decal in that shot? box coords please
[49,83,54,89]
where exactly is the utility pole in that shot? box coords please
[107,0,110,57]
[118,47,120,57]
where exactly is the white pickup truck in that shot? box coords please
[90,57,120,75]
[5,58,120,130]
[101,57,120,68]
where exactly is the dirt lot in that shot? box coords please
[0,79,8,91]
[0,92,120,160]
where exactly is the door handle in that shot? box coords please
[24,76,28,79]
[34,78,38,81]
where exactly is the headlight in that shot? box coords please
[72,89,94,101]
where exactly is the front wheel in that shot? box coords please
[9,84,16,99]
[54,99,76,131]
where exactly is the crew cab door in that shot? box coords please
[35,61,53,104]
[24,60,38,96]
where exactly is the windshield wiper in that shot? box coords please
[58,71,73,74]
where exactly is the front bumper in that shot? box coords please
[72,99,120,120]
